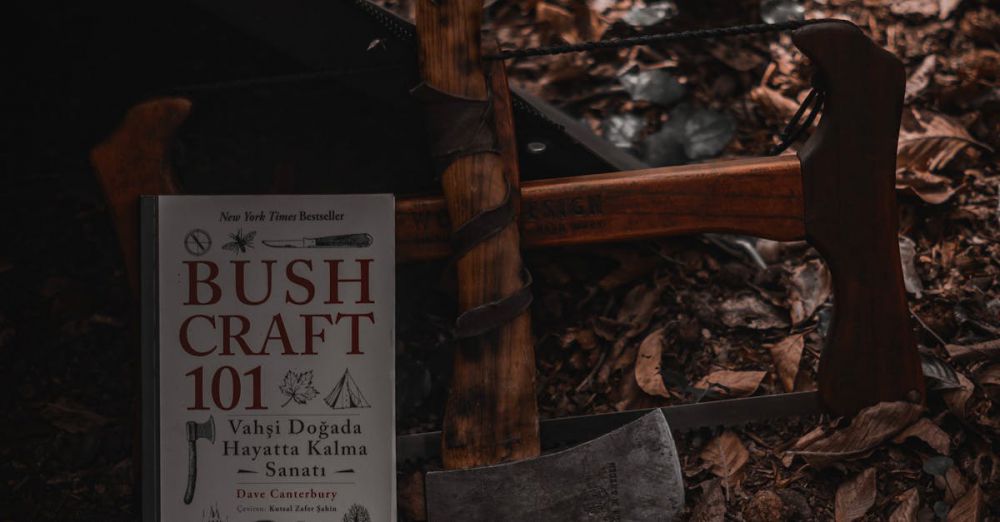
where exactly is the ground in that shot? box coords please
[1,0,998,520]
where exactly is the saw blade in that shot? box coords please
[396,391,821,463]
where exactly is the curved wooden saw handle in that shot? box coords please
[794,21,925,415]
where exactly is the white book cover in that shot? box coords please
[141,195,395,522]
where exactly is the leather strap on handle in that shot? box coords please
[415,0,540,469]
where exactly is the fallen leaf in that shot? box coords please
[700,431,749,487]
[975,363,1000,386]
[689,479,726,522]
[922,354,963,390]
[899,236,924,298]
[896,169,961,204]
[41,399,110,434]
[790,401,924,467]
[598,249,659,291]
[890,0,938,17]
[743,490,783,522]
[947,485,983,522]
[709,44,766,72]
[635,328,670,398]
[942,372,975,417]
[618,68,685,106]
[893,417,952,454]
[788,259,833,325]
[695,370,767,397]
[898,108,992,173]
[768,334,804,392]
[535,3,579,44]
[751,85,799,121]
[621,0,677,27]
[616,283,662,338]
[719,294,789,330]
[889,487,920,522]
[835,468,877,522]
[939,0,963,19]
[945,339,1000,362]
[905,55,937,103]
[935,465,969,503]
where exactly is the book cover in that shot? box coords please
[141,195,395,521]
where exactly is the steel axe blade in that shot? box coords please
[425,410,684,521]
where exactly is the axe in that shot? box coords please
[183,415,215,505]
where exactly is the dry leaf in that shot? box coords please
[898,108,992,173]
[890,0,938,17]
[790,401,924,467]
[695,370,766,397]
[41,399,110,434]
[635,328,670,398]
[889,488,920,522]
[947,485,984,522]
[700,431,749,487]
[939,0,963,19]
[768,334,805,392]
[743,490,784,522]
[899,236,924,298]
[975,363,1000,386]
[893,417,952,454]
[788,259,833,325]
[905,55,937,103]
[835,468,877,522]
[751,86,799,121]
[943,372,975,417]
[535,3,579,44]
[936,465,969,503]
[598,249,659,291]
[896,169,961,204]
[617,283,663,338]
[689,479,727,522]
[719,294,789,330]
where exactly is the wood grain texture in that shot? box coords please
[416,0,540,469]
[794,21,925,416]
[398,155,804,261]
[90,98,189,293]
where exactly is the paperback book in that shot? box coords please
[141,195,395,521]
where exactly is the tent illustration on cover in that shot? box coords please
[325,368,371,409]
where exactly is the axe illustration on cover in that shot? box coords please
[262,233,373,248]
[183,415,215,505]
[90,0,927,519]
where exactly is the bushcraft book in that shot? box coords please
[141,195,395,522]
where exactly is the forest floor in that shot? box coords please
[1,0,998,521]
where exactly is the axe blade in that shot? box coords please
[425,410,683,521]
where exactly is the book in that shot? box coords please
[141,195,395,522]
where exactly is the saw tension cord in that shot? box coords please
[481,17,832,156]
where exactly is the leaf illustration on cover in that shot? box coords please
[279,370,320,407]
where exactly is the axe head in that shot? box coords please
[425,410,683,521]
[186,415,216,444]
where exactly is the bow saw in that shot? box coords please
[92,0,926,515]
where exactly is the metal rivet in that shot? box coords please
[526,141,547,154]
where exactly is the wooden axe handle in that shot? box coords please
[397,155,804,261]
[415,0,540,468]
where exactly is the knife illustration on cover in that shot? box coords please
[262,233,373,248]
